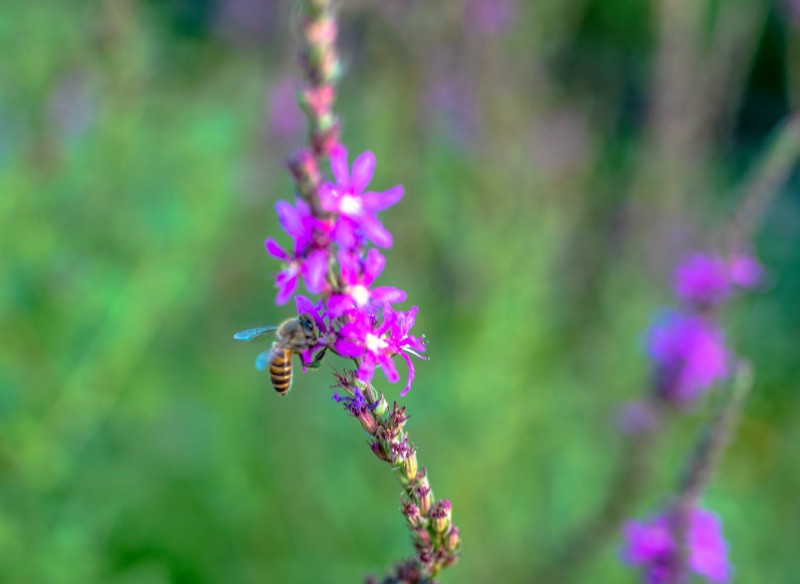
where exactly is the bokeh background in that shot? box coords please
[2,0,800,582]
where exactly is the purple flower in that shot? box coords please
[265,198,333,304]
[265,239,328,304]
[648,312,728,405]
[319,146,404,249]
[728,254,762,288]
[294,295,334,366]
[327,249,407,317]
[335,306,426,395]
[674,253,763,307]
[674,254,731,307]
[623,507,731,583]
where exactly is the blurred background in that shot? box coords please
[2,0,799,582]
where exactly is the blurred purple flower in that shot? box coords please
[648,312,728,405]
[465,0,516,35]
[327,249,407,317]
[727,254,762,288]
[674,253,762,307]
[674,254,731,307]
[623,507,731,583]
[319,146,404,249]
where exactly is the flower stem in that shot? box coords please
[288,0,342,214]
[724,112,800,254]
[667,362,752,584]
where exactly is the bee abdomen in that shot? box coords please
[269,346,293,396]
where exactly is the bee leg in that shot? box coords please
[305,347,328,369]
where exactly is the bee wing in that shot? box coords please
[255,349,272,372]
[233,326,277,342]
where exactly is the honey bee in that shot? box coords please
[234,313,321,396]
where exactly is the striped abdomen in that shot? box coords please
[269,344,294,396]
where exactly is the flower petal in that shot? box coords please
[334,337,365,358]
[302,249,328,293]
[318,183,340,213]
[276,200,305,239]
[330,145,349,185]
[327,294,356,318]
[363,248,385,284]
[351,151,376,193]
[265,237,290,261]
[275,271,299,305]
[362,185,404,211]
[359,213,393,248]
[371,286,406,305]
[400,352,415,396]
[333,218,359,249]
[338,250,360,285]
[378,354,399,383]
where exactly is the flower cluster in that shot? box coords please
[266,146,426,396]
[646,252,760,407]
[622,506,731,583]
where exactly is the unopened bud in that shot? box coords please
[370,440,389,462]
[445,527,460,553]
[403,450,418,482]
[356,410,378,435]
[372,394,388,417]
[416,483,432,516]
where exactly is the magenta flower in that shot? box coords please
[674,254,731,307]
[647,312,729,405]
[327,249,407,317]
[728,254,762,288]
[319,146,404,248]
[265,239,328,304]
[623,507,731,583]
[265,198,333,304]
[336,306,426,396]
[674,253,763,307]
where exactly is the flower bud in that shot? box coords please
[430,499,452,534]
[357,412,378,435]
[403,450,418,483]
[444,527,460,553]
[370,440,389,462]
[372,394,388,417]
[401,500,424,529]
[415,473,432,516]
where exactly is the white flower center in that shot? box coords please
[340,194,362,215]
[365,333,388,353]
[350,284,370,306]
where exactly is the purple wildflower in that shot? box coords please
[623,507,731,583]
[674,253,762,307]
[648,312,728,405]
[674,254,731,307]
[265,198,332,304]
[319,146,404,249]
[338,306,426,396]
[327,249,407,317]
[728,254,762,288]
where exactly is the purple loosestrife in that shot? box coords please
[646,252,760,408]
[622,507,731,584]
[235,1,460,581]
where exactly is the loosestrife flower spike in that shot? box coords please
[622,507,731,583]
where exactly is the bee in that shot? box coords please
[234,313,321,396]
